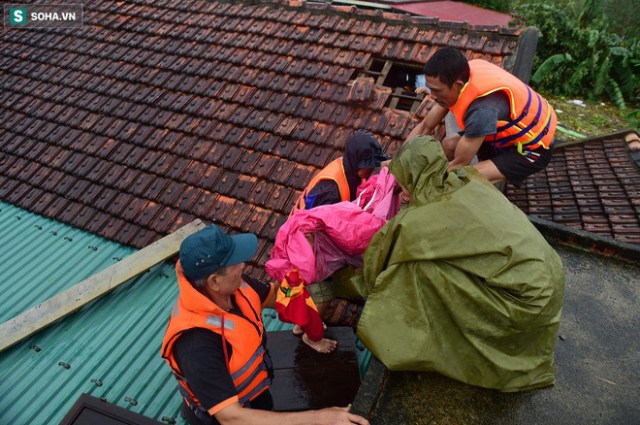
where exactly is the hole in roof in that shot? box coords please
[369,58,386,74]
[382,62,425,112]
[360,58,426,113]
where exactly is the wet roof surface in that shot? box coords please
[0,0,523,278]
[0,201,371,423]
[505,131,640,245]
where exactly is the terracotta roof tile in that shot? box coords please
[147,205,180,233]
[210,195,239,224]
[505,132,640,244]
[204,121,229,143]
[4,183,33,208]
[116,221,144,246]
[2,0,542,263]
[74,204,100,230]
[173,185,201,212]
[311,122,340,146]
[28,190,55,216]
[83,210,112,234]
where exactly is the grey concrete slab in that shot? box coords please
[353,244,640,424]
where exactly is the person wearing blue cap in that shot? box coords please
[161,224,369,425]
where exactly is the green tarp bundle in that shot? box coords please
[355,136,565,392]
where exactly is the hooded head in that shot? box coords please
[389,136,465,205]
[342,130,388,197]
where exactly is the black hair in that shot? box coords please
[423,47,470,88]
[192,267,226,290]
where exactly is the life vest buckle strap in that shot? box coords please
[235,361,268,393]
[493,90,544,148]
[177,382,210,420]
[238,378,272,406]
[495,87,533,133]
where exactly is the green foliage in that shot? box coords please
[604,0,640,39]
[513,0,639,109]
[627,109,640,129]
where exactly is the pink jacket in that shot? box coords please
[267,168,400,284]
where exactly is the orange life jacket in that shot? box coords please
[451,59,557,154]
[290,157,351,216]
[161,262,271,417]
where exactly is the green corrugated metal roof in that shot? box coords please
[0,202,134,322]
[0,202,369,424]
[0,201,186,424]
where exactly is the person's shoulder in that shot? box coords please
[176,328,222,349]
[309,179,339,194]
[469,91,509,110]
[242,274,272,302]
[308,180,341,207]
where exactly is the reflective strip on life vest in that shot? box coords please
[207,316,235,330]
[232,345,266,381]
[235,360,269,393]
[239,377,272,406]
[495,87,533,133]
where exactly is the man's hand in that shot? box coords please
[314,405,370,424]
[406,103,449,142]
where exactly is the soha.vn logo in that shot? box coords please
[11,7,78,24]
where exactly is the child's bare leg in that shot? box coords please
[302,333,337,353]
[293,322,326,336]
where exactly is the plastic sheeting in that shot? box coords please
[267,168,399,284]
[267,169,400,340]
[355,136,565,392]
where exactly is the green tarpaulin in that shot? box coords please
[355,136,565,392]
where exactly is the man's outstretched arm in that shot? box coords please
[447,134,484,171]
[215,402,370,425]
[406,103,449,141]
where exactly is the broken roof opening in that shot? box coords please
[359,58,425,113]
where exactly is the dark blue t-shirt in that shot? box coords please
[462,91,511,138]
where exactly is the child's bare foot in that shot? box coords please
[302,333,337,353]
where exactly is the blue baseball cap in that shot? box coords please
[180,224,258,282]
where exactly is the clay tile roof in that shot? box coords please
[505,130,640,245]
[2,0,529,278]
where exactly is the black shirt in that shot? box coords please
[305,180,343,209]
[462,91,511,138]
[173,274,273,425]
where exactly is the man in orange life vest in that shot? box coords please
[407,47,557,187]
[291,129,388,214]
[287,130,387,350]
[161,224,369,425]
